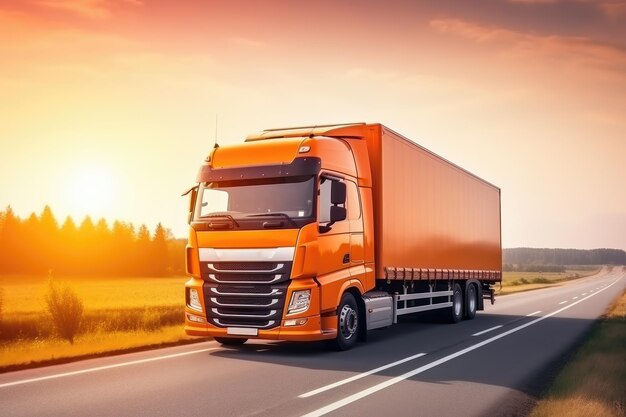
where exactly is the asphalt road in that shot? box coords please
[1,267,624,417]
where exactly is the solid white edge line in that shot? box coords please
[300,276,622,417]
[471,325,503,337]
[0,346,219,389]
[526,310,542,317]
[298,353,426,398]
[559,301,568,305]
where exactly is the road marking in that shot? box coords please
[299,353,426,398]
[0,346,219,389]
[572,296,578,300]
[472,325,503,337]
[526,310,542,317]
[559,301,568,305]
[300,277,621,417]
[582,293,587,295]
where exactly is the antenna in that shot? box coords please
[214,113,219,149]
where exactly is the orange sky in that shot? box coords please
[1,0,625,249]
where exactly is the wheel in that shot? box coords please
[214,337,247,346]
[447,283,464,323]
[334,292,360,351]
[465,284,477,320]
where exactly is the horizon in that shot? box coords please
[1,0,625,250]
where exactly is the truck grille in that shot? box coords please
[202,261,291,329]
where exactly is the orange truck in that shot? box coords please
[184,123,501,350]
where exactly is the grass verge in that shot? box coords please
[498,268,601,295]
[0,325,206,372]
[529,290,626,417]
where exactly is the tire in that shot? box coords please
[447,283,464,323]
[214,337,247,346]
[465,284,477,320]
[334,292,360,351]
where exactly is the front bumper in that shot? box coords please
[185,312,337,342]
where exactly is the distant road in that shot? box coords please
[1,268,624,417]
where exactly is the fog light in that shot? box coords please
[285,318,308,327]
[287,290,311,315]
[186,313,206,323]
[187,288,203,312]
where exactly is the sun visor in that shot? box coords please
[197,157,322,183]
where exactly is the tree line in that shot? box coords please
[504,247,626,267]
[0,206,185,276]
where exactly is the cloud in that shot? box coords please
[30,0,142,19]
[430,18,626,75]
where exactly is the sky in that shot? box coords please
[0,0,625,249]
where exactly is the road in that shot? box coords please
[1,267,624,417]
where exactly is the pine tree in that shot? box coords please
[151,223,169,276]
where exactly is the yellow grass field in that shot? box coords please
[530,290,626,417]
[0,326,197,369]
[0,274,187,314]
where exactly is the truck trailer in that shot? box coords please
[184,123,501,350]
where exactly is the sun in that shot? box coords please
[65,164,118,218]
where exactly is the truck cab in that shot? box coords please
[184,124,375,349]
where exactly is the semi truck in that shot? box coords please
[183,123,501,350]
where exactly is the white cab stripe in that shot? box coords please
[199,247,295,262]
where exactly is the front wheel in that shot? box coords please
[214,337,247,346]
[334,292,360,351]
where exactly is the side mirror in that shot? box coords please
[182,185,198,225]
[330,205,346,223]
[331,181,346,205]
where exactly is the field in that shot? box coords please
[498,268,601,294]
[0,275,200,369]
[530,289,626,417]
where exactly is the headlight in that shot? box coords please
[287,290,311,315]
[187,288,203,312]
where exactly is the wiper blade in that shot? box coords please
[204,214,240,227]
[247,212,297,227]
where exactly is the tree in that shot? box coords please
[135,224,151,276]
[45,278,84,344]
[0,206,21,274]
[39,206,59,272]
[151,223,169,276]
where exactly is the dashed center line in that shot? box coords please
[572,296,579,300]
[472,325,503,337]
[559,301,568,305]
[526,310,542,317]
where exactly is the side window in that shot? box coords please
[347,181,361,220]
[319,177,332,223]
[318,176,347,224]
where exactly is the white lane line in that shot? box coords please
[582,293,588,296]
[0,346,219,389]
[300,277,621,417]
[559,301,568,305]
[572,296,578,300]
[472,325,503,337]
[526,310,542,317]
[299,353,426,398]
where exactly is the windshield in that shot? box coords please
[195,176,315,226]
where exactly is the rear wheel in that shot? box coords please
[465,284,477,320]
[334,292,360,351]
[214,337,247,346]
[447,283,464,323]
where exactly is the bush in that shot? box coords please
[45,279,84,344]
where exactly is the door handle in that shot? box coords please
[342,253,350,264]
